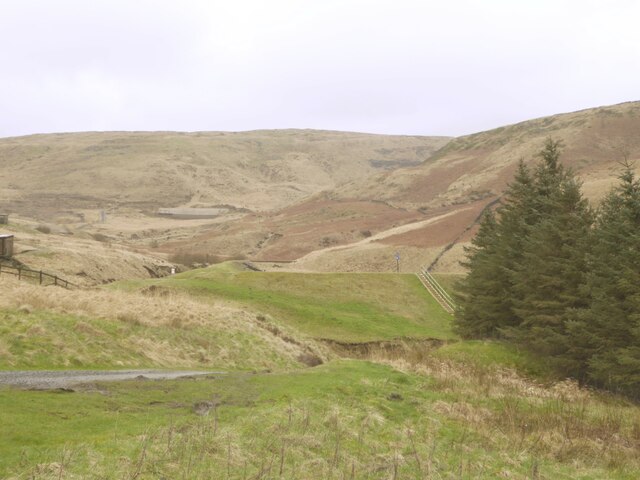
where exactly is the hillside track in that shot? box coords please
[0,370,224,390]
[294,207,471,264]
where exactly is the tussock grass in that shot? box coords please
[28,402,478,479]
[0,277,328,370]
[5,360,637,479]
[360,341,640,477]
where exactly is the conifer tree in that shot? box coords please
[508,172,593,374]
[454,210,502,337]
[454,160,537,337]
[578,162,640,396]
[491,159,539,331]
[456,139,592,351]
[456,139,640,396]
[455,142,566,338]
[531,139,564,214]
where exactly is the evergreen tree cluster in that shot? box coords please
[455,139,640,398]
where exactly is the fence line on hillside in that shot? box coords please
[0,264,75,289]
[417,268,456,315]
[427,196,502,272]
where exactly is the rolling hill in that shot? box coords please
[171,101,640,273]
[0,129,449,218]
[2,101,639,280]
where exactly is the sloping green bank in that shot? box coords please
[117,267,455,342]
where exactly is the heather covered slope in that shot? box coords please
[338,101,640,209]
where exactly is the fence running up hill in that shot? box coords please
[417,269,456,315]
[0,264,75,289]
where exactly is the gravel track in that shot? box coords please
[0,370,224,390]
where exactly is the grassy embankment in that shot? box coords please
[115,265,456,343]
[0,265,453,371]
[0,275,319,371]
[2,266,640,478]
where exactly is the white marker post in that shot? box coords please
[395,252,400,273]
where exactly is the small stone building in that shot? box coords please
[0,214,8,225]
[0,234,14,258]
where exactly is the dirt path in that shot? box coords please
[0,369,224,390]
[294,207,472,264]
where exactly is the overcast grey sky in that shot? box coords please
[1,0,639,138]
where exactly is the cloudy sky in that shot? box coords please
[1,0,639,138]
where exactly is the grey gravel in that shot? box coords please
[0,370,225,390]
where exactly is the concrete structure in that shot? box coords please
[0,234,14,258]
[0,214,8,225]
[157,207,228,219]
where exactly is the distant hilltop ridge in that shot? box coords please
[0,129,450,218]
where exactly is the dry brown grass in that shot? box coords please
[0,277,330,369]
[0,130,449,218]
[362,345,640,473]
[200,101,640,272]
[2,216,173,286]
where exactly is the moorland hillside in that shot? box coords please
[182,101,640,272]
[0,129,449,217]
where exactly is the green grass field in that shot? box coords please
[3,357,639,479]
[1,267,453,370]
[116,266,455,343]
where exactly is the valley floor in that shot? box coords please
[0,267,639,479]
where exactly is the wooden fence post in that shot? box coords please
[39,270,43,285]
[18,268,21,280]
